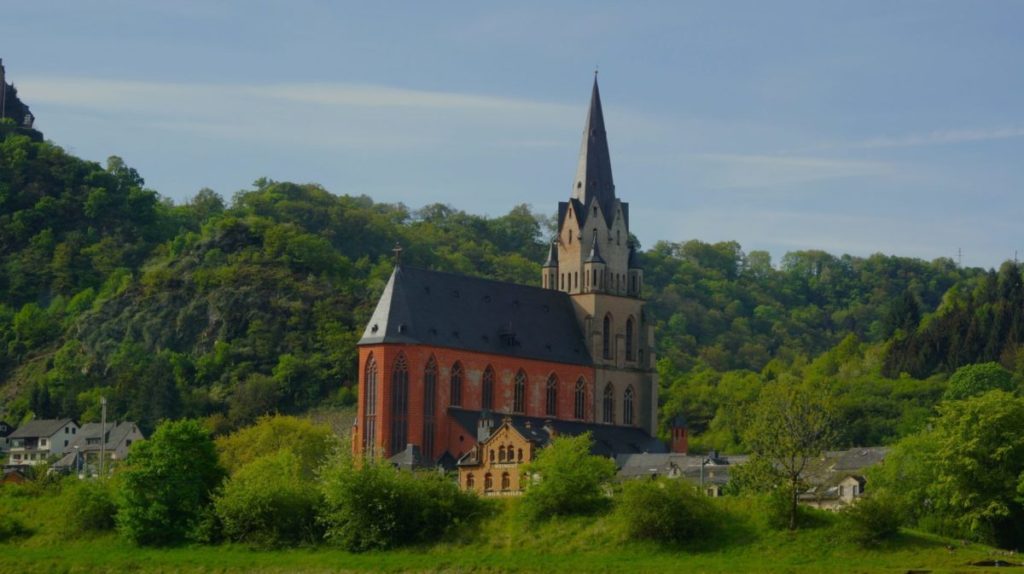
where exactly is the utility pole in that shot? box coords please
[100,396,107,478]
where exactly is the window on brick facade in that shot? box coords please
[484,473,493,491]
[450,361,463,406]
[501,472,511,490]
[513,370,526,413]
[482,366,495,410]
[545,375,558,417]
[389,353,409,456]
[422,356,438,461]
[364,354,378,455]
[574,378,586,420]
[603,383,615,424]
[466,473,475,488]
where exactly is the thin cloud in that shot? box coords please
[852,126,1024,149]
[689,153,891,189]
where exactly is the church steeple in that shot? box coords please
[573,76,616,224]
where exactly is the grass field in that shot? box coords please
[0,482,1015,573]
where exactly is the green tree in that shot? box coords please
[116,419,225,546]
[744,380,834,530]
[614,478,717,545]
[943,362,1014,401]
[521,433,616,520]
[215,415,338,477]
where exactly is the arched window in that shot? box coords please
[484,473,493,491]
[603,314,612,359]
[499,447,506,462]
[363,354,378,454]
[545,375,558,417]
[450,362,463,406]
[506,445,515,461]
[625,317,635,361]
[501,472,511,490]
[490,449,495,462]
[422,356,437,460]
[603,383,615,424]
[466,473,475,488]
[517,448,523,462]
[389,354,409,456]
[513,370,526,413]
[623,386,635,426]
[482,366,495,410]
[574,378,586,420]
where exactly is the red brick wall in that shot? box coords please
[356,344,596,460]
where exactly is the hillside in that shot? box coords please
[2,125,1022,448]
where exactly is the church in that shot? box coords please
[354,79,685,482]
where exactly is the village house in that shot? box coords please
[456,410,668,496]
[798,447,887,511]
[6,418,79,466]
[53,421,144,476]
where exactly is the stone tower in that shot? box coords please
[542,77,657,435]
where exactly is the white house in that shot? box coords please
[6,418,79,466]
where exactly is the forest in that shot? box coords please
[3,118,1024,452]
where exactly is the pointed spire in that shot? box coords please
[543,239,559,268]
[584,234,606,264]
[573,76,616,223]
[628,243,641,269]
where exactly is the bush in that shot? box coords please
[521,433,616,521]
[215,449,322,547]
[63,479,117,535]
[841,494,902,547]
[0,513,32,542]
[615,479,717,545]
[116,419,225,546]
[319,454,481,552]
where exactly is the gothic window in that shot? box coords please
[623,386,635,426]
[450,361,463,406]
[545,375,558,417]
[389,353,409,456]
[513,370,526,413]
[603,383,615,424]
[574,378,586,420]
[422,356,438,460]
[484,473,493,492]
[602,314,612,360]
[466,473,475,488]
[625,317,635,361]
[482,366,495,410]
[501,472,511,490]
[363,354,378,454]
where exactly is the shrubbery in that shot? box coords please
[520,433,616,521]
[841,494,901,547]
[216,415,338,477]
[63,478,117,534]
[615,479,718,545]
[215,449,322,547]
[319,454,482,552]
[0,512,32,542]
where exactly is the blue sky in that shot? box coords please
[2,1,1022,269]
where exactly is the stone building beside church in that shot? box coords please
[354,79,683,483]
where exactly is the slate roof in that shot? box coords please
[68,422,141,452]
[584,236,605,264]
[8,418,74,439]
[359,266,592,365]
[615,452,747,481]
[572,77,618,227]
[543,240,558,268]
[388,443,425,471]
[448,407,665,459]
